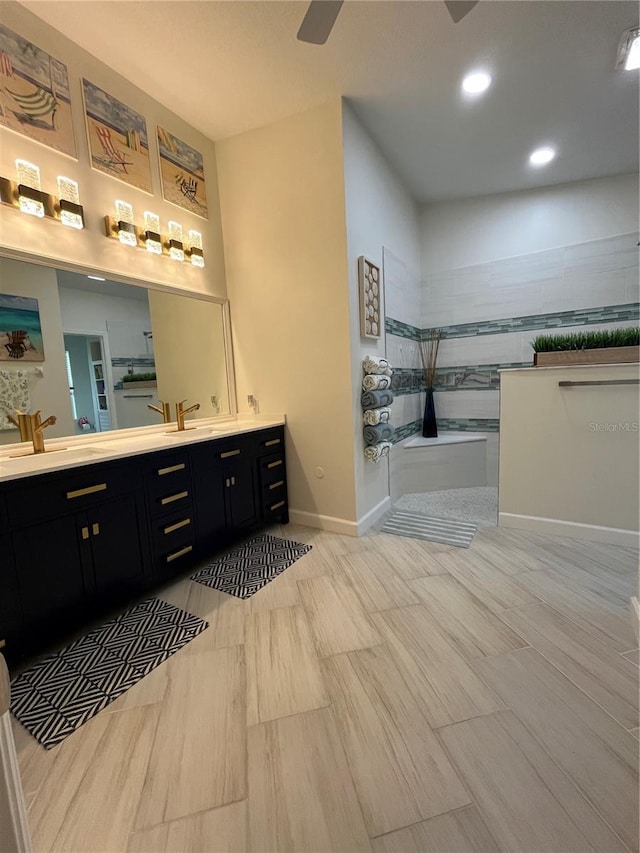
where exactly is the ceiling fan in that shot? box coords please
[297,0,479,45]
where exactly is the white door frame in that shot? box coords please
[62,328,119,431]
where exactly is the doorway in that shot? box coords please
[63,333,117,434]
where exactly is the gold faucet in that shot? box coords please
[6,409,33,442]
[29,411,57,453]
[147,401,172,423]
[175,399,200,431]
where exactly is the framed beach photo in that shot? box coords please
[0,24,76,158]
[0,294,44,362]
[157,126,208,219]
[82,78,152,194]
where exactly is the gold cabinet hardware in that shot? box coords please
[269,480,284,490]
[220,449,240,459]
[166,544,193,563]
[81,526,89,540]
[161,490,189,505]
[67,483,107,500]
[225,478,230,487]
[157,463,185,476]
[92,523,100,536]
[265,439,281,447]
[270,500,285,511]
[231,476,236,486]
[267,459,283,469]
[163,518,191,535]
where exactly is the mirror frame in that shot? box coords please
[0,245,238,434]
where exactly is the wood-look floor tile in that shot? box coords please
[247,707,371,852]
[439,710,629,853]
[408,574,527,659]
[105,656,170,714]
[469,535,547,575]
[631,727,639,739]
[434,551,541,612]
[249,568,301,613]
[245,605,329,725]
[159,579,247,651]
[371,606,502,728]
[371,806,500,853]
[322,644,470,836]
[476,648,638,851]
[370,534,452,579]
[128,801,247,853]
[502,603,639,728]
[31,705,159,853]
[340,552,420,613]
[135,645,246,829]
[515,569,636,651]
[297,575,382,657]
[622,648,640,665]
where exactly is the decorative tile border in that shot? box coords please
[391,363,530,395]
[392,416,499,443]
[385,318,421,340]
[424,302,640,341]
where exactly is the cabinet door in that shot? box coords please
[88,495,146,595]
[224,456,259,530]
[12,516,87,626]
[193,464,227,546]
[0,534,23,648]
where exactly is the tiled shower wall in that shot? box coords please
[385,233,640,478]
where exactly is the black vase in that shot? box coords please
[422,388,437,438]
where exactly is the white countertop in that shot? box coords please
[0,415,286,483]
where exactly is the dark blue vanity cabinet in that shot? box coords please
[0,425,288,660]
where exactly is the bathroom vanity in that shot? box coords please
[0,419,288,661]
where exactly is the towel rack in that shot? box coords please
[558,379,640,387]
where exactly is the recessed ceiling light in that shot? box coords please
[87,275,106,281]
[461,70,492,95]
[529,146,556,167]
[616,26,640,71]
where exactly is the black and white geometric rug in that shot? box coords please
[382,509,477,548]
[10,598,208,750]
[190,534,312,599]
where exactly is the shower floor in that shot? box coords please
[393,486,498,528]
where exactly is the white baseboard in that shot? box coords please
[499,512,640,548]
[289,496,391,538]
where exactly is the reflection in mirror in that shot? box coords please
[0,257,231,445]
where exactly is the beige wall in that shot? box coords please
[0,258,75,442]
[216,99,357,526]
[0,2,226,299]
[499,364,640,545]
[148,290,229,419]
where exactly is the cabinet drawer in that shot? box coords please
[263,496,288,519]
[149,509,195,550]
[259,452,285,486]
[256,427,284,456]
[6,462,140,528]
[153,534,196,570]
[262,478,287,505]
[148,484,193,518]
[144,453,191,501]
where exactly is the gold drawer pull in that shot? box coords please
[270,500,285,511]
[81,526,89,540]
[164,517,191,535]
[220,449,240,459]
[161,490,189,506]
[267,459,283,469]
[92,522,100,536]
[265,439,281,447]
[158,463,185,476]
[269,480,284,490]
[67,483,107,500]
[166,544,193,563]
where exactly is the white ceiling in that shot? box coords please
[22,0,640,203]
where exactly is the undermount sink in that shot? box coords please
[0,445,107,472]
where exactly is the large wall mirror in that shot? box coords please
[0,256,234,444]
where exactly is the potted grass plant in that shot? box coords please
[420,328,442,437]
[121,371,157,388]
[531,328,640,367]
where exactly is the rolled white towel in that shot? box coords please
[363,407,391,426]
[364,441,393,463]
[363,356,392,376]
[362,373,392,392]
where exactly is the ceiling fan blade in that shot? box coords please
[444,0,479,23]
[297,0,344,45]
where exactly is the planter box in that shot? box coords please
[120,380,157,389]
[533,346,640,367]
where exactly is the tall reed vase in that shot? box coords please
[422,387,437,438]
